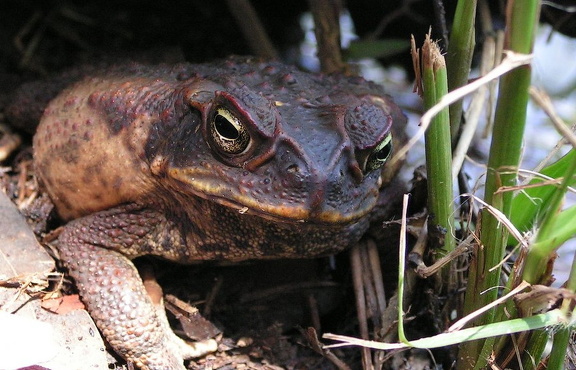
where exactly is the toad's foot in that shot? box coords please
[57,219,217,369]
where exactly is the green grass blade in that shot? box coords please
[510,149,576,238]
[325,309,571,351]
[524,154,576,284]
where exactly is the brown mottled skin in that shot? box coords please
[27,57,406,369]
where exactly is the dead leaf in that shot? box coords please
[514,285,575,316]
[42,295,85,314]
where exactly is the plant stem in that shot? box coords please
[547,328,571,370]
[446,0,477,144]
[422,37,455,257]
[457,0,541,367]
[544,249,576,369]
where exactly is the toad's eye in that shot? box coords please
[210,108,251,155]
[365,133,392,172]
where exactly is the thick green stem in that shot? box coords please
[423,39,455,257]
[446,0,477,144]
[457,0,540,368]
[476,62,532,302]
[547,328,571,370]
[545,250,576,368]
[458,61,533,370]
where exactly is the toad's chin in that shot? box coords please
[182,195,372,260]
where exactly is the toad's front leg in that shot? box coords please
[56,204,217,370]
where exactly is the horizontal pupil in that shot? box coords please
[375,144,391,160]
[215,115,239,140]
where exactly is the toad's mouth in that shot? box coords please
[168,170,378,226]
[203,193,370,226]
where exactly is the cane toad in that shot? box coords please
[24,57,406,369]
